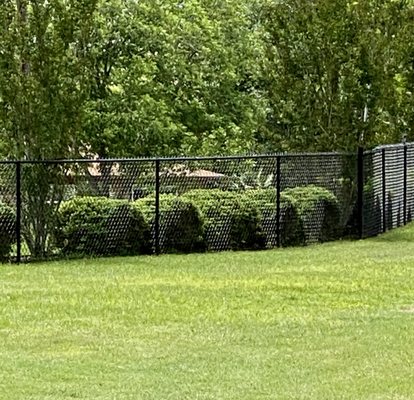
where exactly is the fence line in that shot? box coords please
[0,143,411,263]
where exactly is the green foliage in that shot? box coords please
[0,202,16,262]
[3,0,414,260]
[0,0,98,257]
[21,164,67,258]
[55,196,151,256]
[182,189,266,251]
[1,0,414,161]
[133,195,205,253]
[259,0,414,152]
[242,189,305,247]
[81,0,267,158]
[282,185,342,243]
[229,167,274,191]
[0,0,97,160]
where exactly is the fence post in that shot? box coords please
[403,144,408,225]
[276,156,281,248]
[382,148,387,233]
[357,147,364,239]
[15,161,22,264]
[155,159,160,255]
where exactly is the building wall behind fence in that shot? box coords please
[0,144,411,262]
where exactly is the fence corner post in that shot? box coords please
[382,148,387,233]
[276,156,281,248]
[155,159,160,255]
[404,144,408,225]
[357,146,364,239]
[15,161,22,264]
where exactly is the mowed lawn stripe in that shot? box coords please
[1,225,414,399]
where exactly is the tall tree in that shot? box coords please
[0,0,97,160]
[81,0,267,157]
[259,0,412,152]
[0,0,98,257]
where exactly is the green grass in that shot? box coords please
[2,225,414,399]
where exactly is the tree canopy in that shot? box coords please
[1,0,414,159]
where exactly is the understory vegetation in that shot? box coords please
[47,185,342,259]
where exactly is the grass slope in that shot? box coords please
[1,225,414,399]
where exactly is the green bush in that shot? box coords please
[133,195,205,253]
[282,185,341,243]
[55,197,151,256]
[241,189,305,247]
[0,202,16,262]
[182,189,266,251]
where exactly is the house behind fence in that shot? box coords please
[0,143,411,262]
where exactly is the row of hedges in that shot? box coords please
[0,185,343,260]
[181,190,267,251]
[133,196,205,253]
[283,186,341,243]
[51,185,342,257]
[55,197,152,256]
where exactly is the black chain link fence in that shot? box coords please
[0,144,411,262]
[362,144,412,238]
[362,149,383,237]
[0,163,16,262]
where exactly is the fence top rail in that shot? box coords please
[365,142,414,156]
[0,151,355,165]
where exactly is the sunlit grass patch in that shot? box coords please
[1,225,414,399]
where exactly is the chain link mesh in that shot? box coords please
[407,144,414,222]
[0,163,17,261]
[17,161,156,260]
[363,145,409,238]
[384,145,405,229]
[158,157,276,252]
[281,154,356,244]
[363,149,382,238]
[1,145,412,262]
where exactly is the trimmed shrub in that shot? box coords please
[55,197,151,256]
[282,185,341,243]
[0,202,16,262]
[133,195,205,253]
[182,189,266,251]
[241,189,305,247]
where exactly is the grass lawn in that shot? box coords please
[1,226,414,399]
